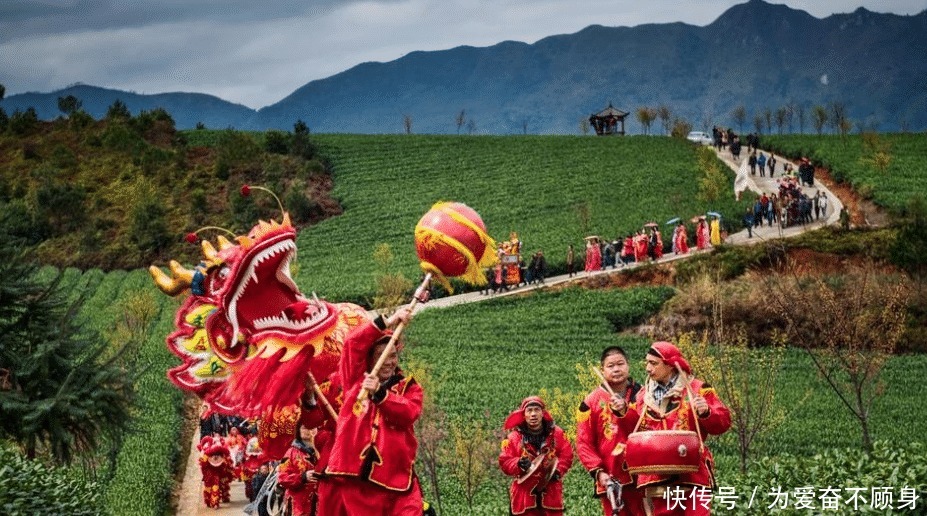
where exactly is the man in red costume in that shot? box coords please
[631,342,731,516]
[576,346,644,515]
[499,396,573,515]
[198,435,234,509]
[277,424,323,516]
[317,306,424,515]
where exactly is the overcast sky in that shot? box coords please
[2,0,925,109]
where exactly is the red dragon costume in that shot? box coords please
[149,213,369,460]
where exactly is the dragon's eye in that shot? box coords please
[209,266,231,294]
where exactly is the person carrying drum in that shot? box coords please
[499,396,573,515]
[628,342,731,516]
[576,346,645,515]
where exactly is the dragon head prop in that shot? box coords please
[150,212,367,418]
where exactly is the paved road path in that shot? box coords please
[175,145,843,514]
[422,145,843,312]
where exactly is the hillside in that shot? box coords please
[3,0,925,133]
[0,113,337,269]
[0,84,256,130]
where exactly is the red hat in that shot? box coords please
[503,395,553,430]
[198,435,230,457]
[648,341,692,375]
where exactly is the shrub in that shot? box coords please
[0,447,102,516]
[724,441,927,515]
[8,107,39,135]
[264,129,291,154]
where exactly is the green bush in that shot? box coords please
[724,441,927,514]
[0,448,102,516]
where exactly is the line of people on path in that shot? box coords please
[582,217,725,274]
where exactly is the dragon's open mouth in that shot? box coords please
[225,234,329,338]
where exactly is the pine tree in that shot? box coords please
[0,243,137,465]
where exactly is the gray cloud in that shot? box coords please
[2,0,925,108]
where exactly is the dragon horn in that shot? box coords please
[282,212,292,227]
[149,260,194,296]
[201,240,219,263]
[216,235,235,251]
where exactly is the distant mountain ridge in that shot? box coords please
[3,0,925,133]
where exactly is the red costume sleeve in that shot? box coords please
[339,320,385,388]
[553,426,573,477]
[575,404,602,474]
[498,431,524,478]
[277,449,311,491]
[696,385,732,435]
[375,381,423,427]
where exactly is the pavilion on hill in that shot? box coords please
[589,103,628,136]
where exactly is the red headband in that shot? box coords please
[649,341,692,375]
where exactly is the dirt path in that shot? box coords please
[175,426,251,515]
[172,144,845,514]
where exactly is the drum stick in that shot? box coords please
[675,364,704,453]
[590,366,616,396]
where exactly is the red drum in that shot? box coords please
[624,430,701,476]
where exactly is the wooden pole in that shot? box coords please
[356,273,431,403]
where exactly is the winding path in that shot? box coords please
[174,145,843,514]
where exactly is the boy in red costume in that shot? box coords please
[499,396,573,515]
[317,306,424,515]
[198,435,234,509]
[630,342,731,516]
[576,346,644,515]
[277,424,323,516]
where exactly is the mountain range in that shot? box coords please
[3,0,925,134]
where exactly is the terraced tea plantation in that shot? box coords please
[293,134,742,304]
[763,133,927,212]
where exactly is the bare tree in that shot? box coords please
[579,118,591,135]
[657,104,672,135]
[753,114,764,135]
[763,108,772,135]
[769,261,910,453]
[466,119,476,135]
[455,109,466,134]
[774,107,787,135]
[731,105,747,134]
[812,105,828,135]
[636,107,657,135]
[796,104,806,134]
[860,132,893,175]
[829,102,848,135]
[785,101,795,133]
[522,119,528,135]
[408,361,447,515]
[675,277,793,474]
[403,114,413,134]
[449,417,498,511]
